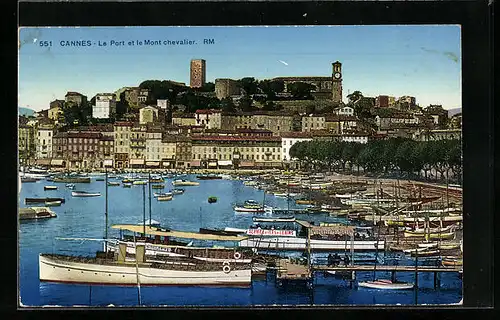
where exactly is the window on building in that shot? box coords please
[277,154,280,160]
[272,155,275,160]
[251,154,254,160]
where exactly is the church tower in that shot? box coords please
[332,61,343,104]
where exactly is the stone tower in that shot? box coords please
[190,59,206,88]
[332,61,343,104]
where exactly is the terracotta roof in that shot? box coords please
[280,132,314,138]
[66,131,103,139]
[236,128,273,133]
[191,136,281,142]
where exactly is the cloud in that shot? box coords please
[278,60,289,66]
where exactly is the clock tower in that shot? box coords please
[332,61,343,104]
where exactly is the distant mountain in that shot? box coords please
[447,108,461,117]
[18,107,35,117]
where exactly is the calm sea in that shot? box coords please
[18,175,462,307]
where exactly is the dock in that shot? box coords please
[312,265,461,273]
[275,258,313,287]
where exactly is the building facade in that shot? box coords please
[195,109,222,129]
[65,92,87,106]
[272,76,332,100]
[215,78,240,99]
[190,59,206,88]
[93,93,117,119]
[302,114,326,132]
[172,113,196,126]
[334,106,354,117]
[19,124,36,164]
[139,106,159,124]
[35,124,54,160]
[220,111,293,134]
[113,122,133,168]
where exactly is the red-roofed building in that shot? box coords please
[194,109,222,129]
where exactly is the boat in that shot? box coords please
[295,199,314,205]
[404,230,455,240]
[409,249,440,257]
[133,180,148,185]
[44,186,58,191]
[234,199,272,213]
[149,178,164,183]
[239,236,384,251]
[403,247,431,254]
[441,257,463,267]
[358,279,414,290]
[404,224,456,234]
[65,183,75,189]
[253,217,295,223]
[171,188,185,195]
[107,182,120,186]
[223,227,247,234]
[123,183,132,188]
[417,242,439,248]
[25,197,65,204]
[199,228,240,236]
[122,179,133,183]
[96,178,105,181]
[39,252,252,286]
[151,184,165,189]
[196,175,223,180]
[71,191,101,197]
[21,177,39,183]
[19,207,57,220]
[172,180,200,186]
[157,195,173,201]
[52,176,91,183]
[154,192,172,197]
[45,200,62,207]
[208,196,217,203]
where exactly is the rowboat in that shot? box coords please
[45,200,62,207]
[149,178,164,183]
[196,175,222,180]
[172,180,199,186]
[44,186,58,190]
[19,207,57,220]
[403,247,431,254]
[417,242,438,248]
[171,188,185,195]
[154,192,172,197]
[96,178,105,181]
[107,182,120,186]
[71,191,101,197]
[358,279,414,290]
[409,249,440,257]
[133,180,148,185]
[25,197,65,204]
[123,183,132,188]
[151,184,165,189]
[441,257,463,267]
[157,195,173,201]
[223,227,247,234]
[404,224,456,234]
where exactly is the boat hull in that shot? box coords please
[238,237,385,251]
[39,254,251,286]
[358,281,414,290]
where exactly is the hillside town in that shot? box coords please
[18,59,462,174]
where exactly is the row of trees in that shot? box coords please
[289,137,462,182]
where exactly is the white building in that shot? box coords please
[92,93,116,119]
[281,132,313,161]
[334,106,354,117]
[35,125,54,159]
[157,99,169,110]
[195,109,222,129]
[341,134,369,144]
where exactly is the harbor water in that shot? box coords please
[18,175,462,306]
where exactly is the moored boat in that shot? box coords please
[154,192,172,198]
[44,186,58,190]
[107,182,120,186]
[157,195,173,201]
[38,252,252,286]
[21,177,39,183]
[123,183,132,188]
[45,200,62,207]
[171,188,185,195]
[52,176,91,183]
[133,180,148,185]
[196,175,222,180]
[19,207,57,220]
[172,180,200,186]
[358,279,414,290]
[71,191,101,197]
[25,197,65,204]
[208,196,217,203]
[253,216,295,223]
[151,184,165,189]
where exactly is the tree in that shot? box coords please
[287,82,315,100]
[347,90,363,103]
[305,104,316,114]
[351,97,375,119]
[237,77,258,95]
[199,82,215,92]
[238,95,254,112]
[220,97,236,113]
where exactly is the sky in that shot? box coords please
[18,26,461,111]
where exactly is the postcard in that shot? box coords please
[18,25,462,307]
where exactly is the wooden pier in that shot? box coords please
[275,259,313,287]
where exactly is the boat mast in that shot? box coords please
[142,183,146,235]
[104,166,108,253]
[148,172,152,224]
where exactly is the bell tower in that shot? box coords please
[332,61,343,104]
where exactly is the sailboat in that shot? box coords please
[39,171,253,286]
